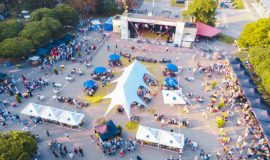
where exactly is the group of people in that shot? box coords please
[99,137,124,156]
[0,108,20,126]
[137,86,152,103]
[49,140,84,159]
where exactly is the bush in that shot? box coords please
[125,121,139,131]
[218,101,225,109]
[117,125,122,135]
[0,20,23,42]
[212,80,217,89]
[30,8,55,21]
[20,21,52,46]
[0,131,38,159]
[53,4,79,26]
[216,117,225,128]
[0,37,34,58]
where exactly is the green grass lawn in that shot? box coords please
[170,0,185,7]
[233,0,244,9]
[217,34,235,44]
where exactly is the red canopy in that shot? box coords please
[196,21,221,38]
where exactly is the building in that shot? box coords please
[112,11,197,48]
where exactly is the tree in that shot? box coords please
[183,0,217,26]
[249,46,270,68]
[53,4,79,26]
[0,37,34,58]
[238,18,270,48]
[96,0,119,15]
[0,19,23,42]
[20,21,51,46]
[0,131,37,159]
[30,7,55,21]
[261,70,270,93]
[41,17,62,38]
[64,0,98,14]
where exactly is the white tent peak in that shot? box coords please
[162,90,186,105]
[103,60,153,119]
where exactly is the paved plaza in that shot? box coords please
[0,29,248,160]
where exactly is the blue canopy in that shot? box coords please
[45,42,55,51]
[166,63,178,72]
[109,54,120,61]
[95,120,120,142]
[84,80,96,89]
[94,66,107,74]
[238,78,256,88]
[230,58,241,64]
[54,39,65,46]
[104,17,113,31]
[36,48,49,56]
[62,34,73,43]
[164,77,178,87]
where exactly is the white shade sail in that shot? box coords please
[162,90,186,105]
[21,103,85,126]
[103,60,153,119]
[136,125,185,149]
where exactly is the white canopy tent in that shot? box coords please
[21,103,85,126]
[136,125,159,143]
[157,130,185,148]
[136,125,185,149]
[21,103,44,117]
[162,90,186,105]
[103,60,153,119]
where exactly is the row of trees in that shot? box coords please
[0,131,38,159]
[64,0,136,15]
[0,4,79,58]
[237,18,270,93]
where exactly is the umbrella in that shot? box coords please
[84,80,96,89]
[109,54,120,61]
[164,77,178,87]
[94,67,107,74]
[166,63,178,72]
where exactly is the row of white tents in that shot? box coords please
[136,125,185,149]
[21,103,85,127]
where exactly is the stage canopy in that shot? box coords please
[21,103,85,126]
[196,21,221,38]
[166,63,178,72]
[104,17,113,31]
[136,125,185,149]
[103,60,152,119]
[162,90,185,105]
[109,53,120,61]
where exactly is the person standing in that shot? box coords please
[45,129,50,137]
[65,131,70,139]
[78,147,84,156]
[63,145,68,154]
[68,152,74,159]
[74,147,78,154]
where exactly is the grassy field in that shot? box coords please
[170,0,185,7]
[217,34,235,44]
[233,0,244,9]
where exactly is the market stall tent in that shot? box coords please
[21,103,85,127]
[103,60,153,119]
[162,90,186,105]
[95,120,120,142]
[104,17,113,31]
[136,125,185,149]
[136,125,159,143]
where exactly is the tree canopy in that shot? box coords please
[0,131,37,160]
[30,7,55,21]
[0,19,23,42]
[0,37,34,58]
[41,17,62,37]
[96,0,119,15]
[183,0,217,26]
[248,46,270,93]
[238,18,270,48]
[53,4,79,26]
[20,21,51,46]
